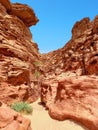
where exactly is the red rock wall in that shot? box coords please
[42,16,98,76]
[48,76,98,130]
[40,16,98,130]
[0,0,40,104]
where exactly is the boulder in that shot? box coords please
[41,75,98,130]
[9,3,39,27]
[0,102,32,130]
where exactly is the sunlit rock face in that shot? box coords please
[41,74,98,130]
[42,16,98,76]
[9,3,39,27]
[0,0,11,10]
[49,76,98,130]
[0,0,40,104]
[40,16,98,130]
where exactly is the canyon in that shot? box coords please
[0,0,98,130]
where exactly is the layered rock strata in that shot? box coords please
[42,16,98,76]
[41,16,98,130]
[0,0,40,104]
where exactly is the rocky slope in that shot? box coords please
[41,16,98,130]
[0,0,42,104]
[42,17,98,76]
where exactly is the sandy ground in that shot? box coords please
[25,99,88,130]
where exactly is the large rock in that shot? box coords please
[0,1,41,104]
[0,102,32,130]
[0,0,38,27]
[9,3,39,27]
[41,75,98,130]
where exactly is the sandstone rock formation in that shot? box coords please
[0,0,41,104]
[41,16,98,130]
[41,75,98,130]
[42,16,98,76]
[9,3,39,27]
[0,102,32,130]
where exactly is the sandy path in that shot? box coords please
[25,99,88,130]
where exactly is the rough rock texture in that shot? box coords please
[0,0,38,27]
[0,0,11,10]
[41,75,98,130]
[42,16,98,76]
[40,72,76,106]
[0,0,41,104]
[0,82,38,105]
[0,102,32,130]
[9,3,39,27]
[40,16,98,130]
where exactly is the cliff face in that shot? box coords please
[41,17,98,130]
[42,17,98,76]
[0,0,41,104]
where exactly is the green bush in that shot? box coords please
[34,70,41,79]
[10,102,33,114]
[33,61,41,67]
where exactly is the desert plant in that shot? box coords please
[34,70,41,79]
[10,101,33,114]
[33,61,41,67]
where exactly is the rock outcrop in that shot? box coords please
[49,76,98,130]
[0,0,38,27]
[41,16,98,130]
[41,75,98,130]
[0,0,41,104]
[42,16,98,76]
[0,102,32,130]
[9,3,39,27]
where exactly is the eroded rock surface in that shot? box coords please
[41,75,98,130]
[0,0,41,104]
[42,16,98,76]
[9,3,39,27]
[0,102,32,130]
[0,0,11,10]
[0,0,38,27]
[41,16,98,130]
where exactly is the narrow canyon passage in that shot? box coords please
[25,99,88,130]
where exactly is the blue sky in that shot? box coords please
[11,0,98,53]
